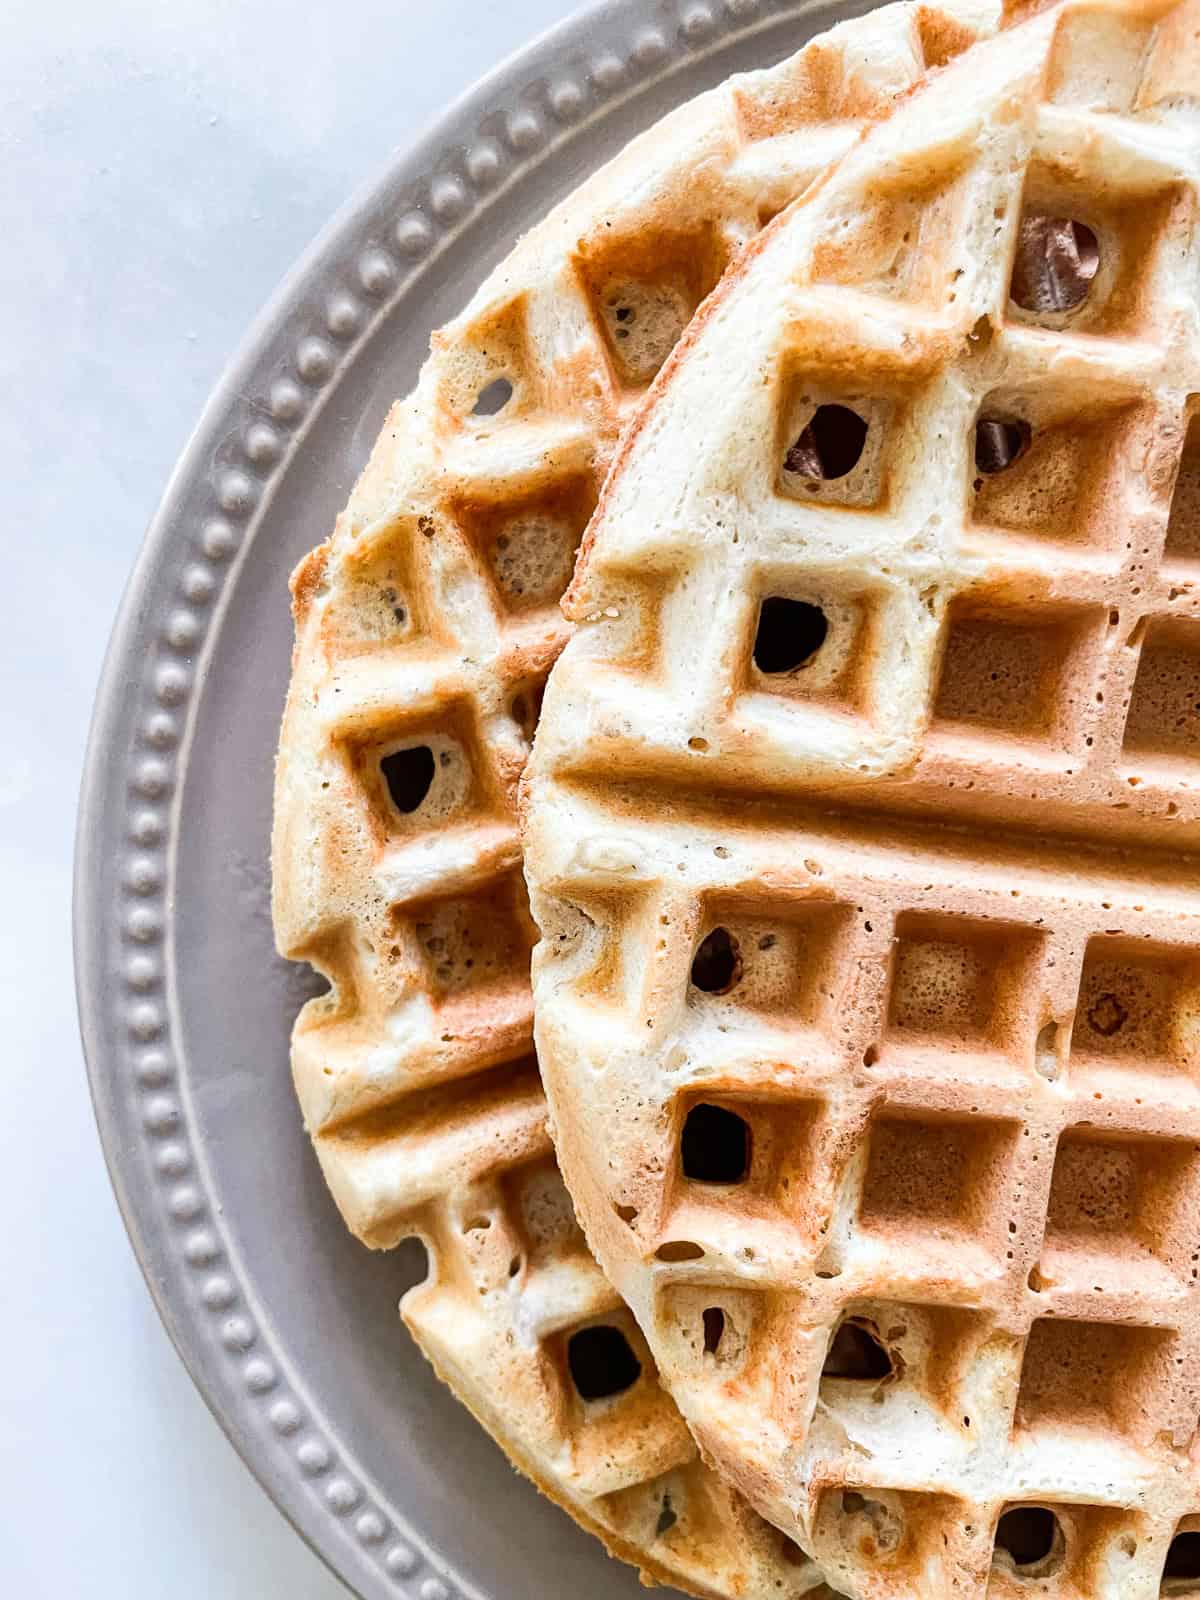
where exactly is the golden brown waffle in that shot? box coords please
[524,3,1200,1594]
[271,5,999,1591]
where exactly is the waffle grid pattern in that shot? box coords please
[527,3,1200,1593]
[540,811,1200,1587]
[272,5,994,1590]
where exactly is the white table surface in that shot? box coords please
[4,3,570,1592]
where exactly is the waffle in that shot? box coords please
[523,3,1200,1595]
[270,4,999,1591]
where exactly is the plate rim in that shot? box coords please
[72,2,835,1596]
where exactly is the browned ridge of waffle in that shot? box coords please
[524,2,1200,1594]
[270,4,1000,1592]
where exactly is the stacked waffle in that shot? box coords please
[274,1,1200,1594]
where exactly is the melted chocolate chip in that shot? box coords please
[1011,217,1099,315]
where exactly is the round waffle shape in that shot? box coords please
[525,2,1200,1594]
[271,3,996,1592]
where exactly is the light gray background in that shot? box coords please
[4,2,569,1593]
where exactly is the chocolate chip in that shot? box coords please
[1087,992,1128,1037]
[975,417,1031,473]
[1011,216,1099,314]
[785,404,868,480]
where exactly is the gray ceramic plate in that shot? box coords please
[74,2,867,1595]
